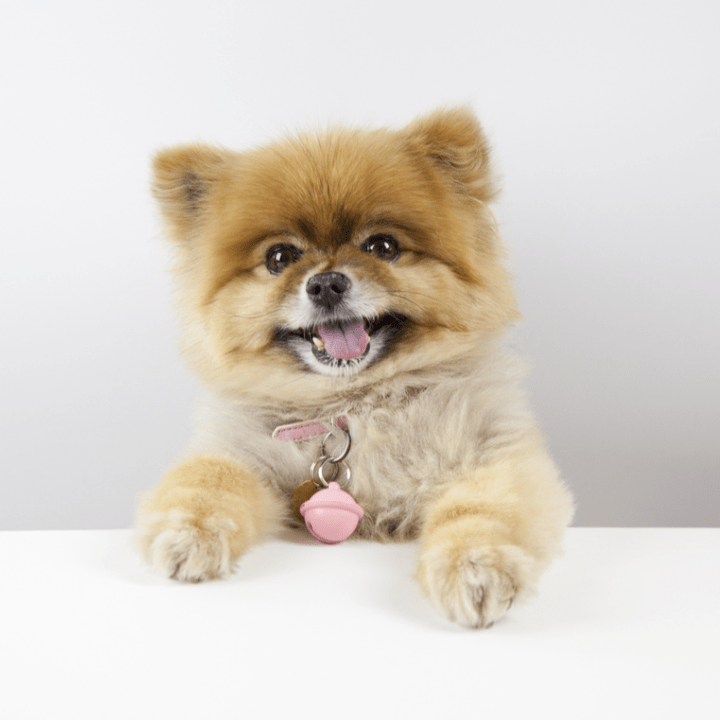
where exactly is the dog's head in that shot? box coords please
[152,108,518,403]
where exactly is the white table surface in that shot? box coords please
[1,527,718,719]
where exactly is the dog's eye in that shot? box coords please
[361,234,399,262]
[266,244,303,275]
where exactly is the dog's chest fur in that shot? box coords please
[189,350,533,540]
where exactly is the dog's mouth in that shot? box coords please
[277,313,407,373]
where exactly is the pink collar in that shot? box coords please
[272,389,421,442]
[272,416,349,443]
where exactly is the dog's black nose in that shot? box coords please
[306,272,351,310]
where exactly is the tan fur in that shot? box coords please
[136,107,574,627]
[136,455,285,581]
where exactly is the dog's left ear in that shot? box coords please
[403,107,497,202]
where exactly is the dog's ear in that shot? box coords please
[151,145,229,240]
[403,107,497,202]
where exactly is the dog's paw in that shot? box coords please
[417,544,533,628]
[136,511,239,582]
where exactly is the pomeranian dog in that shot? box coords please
[136,108,573,628]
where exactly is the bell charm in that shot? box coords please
[300,482,364,544]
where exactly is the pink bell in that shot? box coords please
[300,481,364,544]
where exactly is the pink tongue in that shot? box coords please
[318,321,369,360]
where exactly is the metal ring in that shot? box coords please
[317,459,352,487]
[321,424,351,464]
[311,456,338,487]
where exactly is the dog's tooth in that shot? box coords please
[313,336,325,350]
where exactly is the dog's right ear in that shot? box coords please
[151,145,229,240]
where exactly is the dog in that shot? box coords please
[136,107,574,628]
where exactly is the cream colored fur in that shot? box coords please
[136,108,574,628]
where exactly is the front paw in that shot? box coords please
[417,543,533,628]
[136,511,239,582]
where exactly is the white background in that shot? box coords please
[1,0,718,530]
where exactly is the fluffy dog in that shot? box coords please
[136,108,573,628]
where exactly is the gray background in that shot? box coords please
[1,0,718,530]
